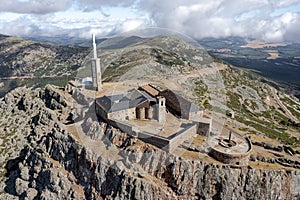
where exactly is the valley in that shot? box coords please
[199,37,300,99]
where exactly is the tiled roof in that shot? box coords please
[159,89,203,113]
[139,84,160,97]
[96,89,155,113]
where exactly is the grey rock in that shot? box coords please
[1,85,300,200]
[84,117,102,140]
[25,188,38,200]
[15,178,29,196]
[19,164,30,181]
[4,92,14,105]
[115,161,126,173]
[72,88,89,105]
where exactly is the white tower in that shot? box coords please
[91,34,102,91]
[157,96,166,123]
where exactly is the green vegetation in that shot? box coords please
[219,62,299,147]
[102,60,137,82]
[280,97,300,119]
[226,91,242,110]
[237,48,268,59]
[0,75,73,98]
[203,99,212,109]
[29,76,72,88]
[193,79,214,109]
[236,115,299,147]
[193,79,208,97]
[152,48,185,67]
[244,99,258,110]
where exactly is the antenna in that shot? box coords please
[92,33,97,59]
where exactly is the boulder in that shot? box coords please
[15,178,29,196]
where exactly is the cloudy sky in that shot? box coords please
[0,0,300,42]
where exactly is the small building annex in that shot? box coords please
[160,89,203,121]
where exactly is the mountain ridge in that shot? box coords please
[0,34,91,96]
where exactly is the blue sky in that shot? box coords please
[0,0,300,42]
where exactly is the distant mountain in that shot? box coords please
[24,34,300,99]
[0,34,9,40]
[98,35,144,49]
[24,35,145,49]
[0,34,91,95]
[0,35,91,77]
[198,37,300,99]
[23,35,88,47]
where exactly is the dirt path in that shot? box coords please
[270,87,299,123]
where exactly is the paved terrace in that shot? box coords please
[127,112,192,139]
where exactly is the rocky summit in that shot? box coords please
[0,84,298,199]
[0,35,299,199]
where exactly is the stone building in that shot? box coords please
[95,88,166,122]
[159,89,203,121]
[94,84,212,153]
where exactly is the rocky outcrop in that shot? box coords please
[1,86,300,199]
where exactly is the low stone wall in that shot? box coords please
[209,137,253,166]
[209,148,250,166]
[139,132,170,151]
[169,124,197,151]
[196,121,210,136]
[109,120,135,136]
[105,119,198,152]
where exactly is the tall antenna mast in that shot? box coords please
[90,33,102,91]
[92,33,97,59]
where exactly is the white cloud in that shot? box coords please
[137,0,300,42]
[120,19,143,32]
[0,0,300,42]
[0,0,71,14]
[276,0,300,7]
[76,0,136,11]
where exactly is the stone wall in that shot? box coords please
[196,121,210,136]
[108,107,136,121]
[169,124,197,151]
[109,120,135,136]
[95,101,108,120]
[209,137,253,166]
[106,119,198,152]
[139,132,170,151]
[95,101,209,152]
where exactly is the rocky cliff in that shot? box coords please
[0,85,299,199]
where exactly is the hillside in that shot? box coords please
[0,35,90,96]
[0,35,299,199]
[199,37,300,99]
